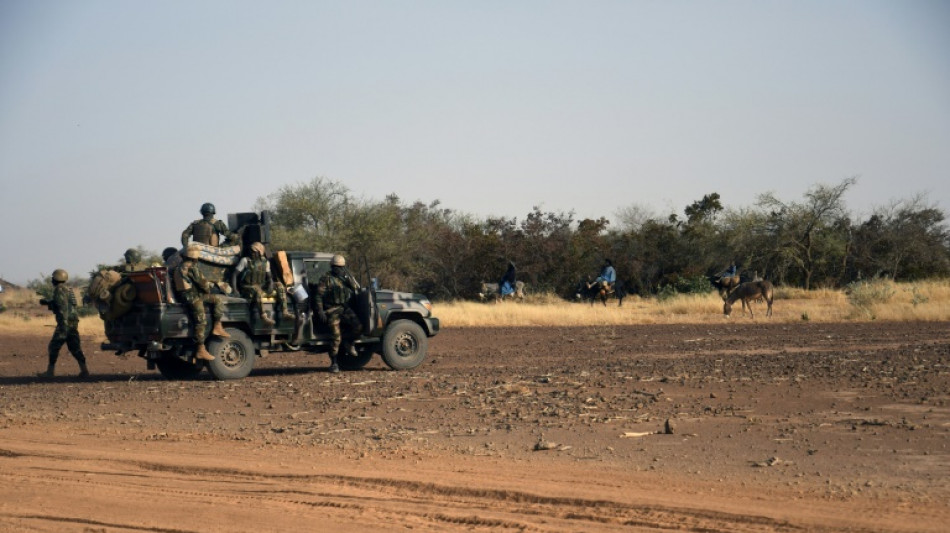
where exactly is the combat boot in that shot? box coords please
[260,311,275,328]
[37,365,55,378]
[78,361,90,378]
[280,308,294,321]
[329,356,340,374]
[346,344,358,358]
[195,344,215,361]
[211,321,230,338]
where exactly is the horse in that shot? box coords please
[575,278,628,307]
[723,280,774,319]
[479,281,526,302]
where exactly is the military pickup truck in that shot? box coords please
[97,212,439,380]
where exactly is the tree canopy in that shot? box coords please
[250,176,950,300]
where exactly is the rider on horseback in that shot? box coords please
[499,261,517,297]
[590,259,616,292]
[717,262,738,282]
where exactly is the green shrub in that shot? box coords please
[656,285,677,302]
[846,279,895,319]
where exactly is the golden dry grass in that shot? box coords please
[437,280,950,327]
[2,281,949,334]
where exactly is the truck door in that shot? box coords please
[355,288,378,336]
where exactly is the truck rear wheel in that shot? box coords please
[206,329,256,380]
[380,320,427,370]
[155,356,203,380]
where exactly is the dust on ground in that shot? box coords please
[1,321,948,532]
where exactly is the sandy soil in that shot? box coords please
[1,321,948,532]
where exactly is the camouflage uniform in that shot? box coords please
[235,251,291,326]
[39,276,88,378]
[313,262,362,372]
[181,217,238,247]
[174,258,227,346]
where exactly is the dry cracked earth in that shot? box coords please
[1,321,949,532]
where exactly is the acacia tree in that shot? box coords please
[756,177,856,289]
[851,195,950,281]
[258,177,353,252]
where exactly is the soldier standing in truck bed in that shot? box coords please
[234,242,293,327]
[119,248,145,272]
[313,254,362,373]
[37,269,89,379]
[173,245,230,361]
[181,202,239,247]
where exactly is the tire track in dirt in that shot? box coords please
[1,450,873,532]
[0,512,197,533]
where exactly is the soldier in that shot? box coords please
[162,247,181,269]
[173,244,230,362]
[233,242,293,327]
[313,254,362,373]
[120,248,144,272]
[181,202,239,248]
[37,269,89,378]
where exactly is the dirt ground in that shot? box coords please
[1,321,948,532]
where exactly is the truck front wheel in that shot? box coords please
[380,320,427,370]
[206,329,257,380]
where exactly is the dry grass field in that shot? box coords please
[2,279,949,333]
[438,279,950,327]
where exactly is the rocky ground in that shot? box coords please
[0,321,948,532]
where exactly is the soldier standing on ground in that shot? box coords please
[181,202,239,248]
[37,269,89,378]
[313,254,362,373]
[173,245,230,362]
[234,242,293,327]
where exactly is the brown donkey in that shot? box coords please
[723,280,774,318]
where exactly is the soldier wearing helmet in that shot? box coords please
[37,269,89,378]
[313,254,362,373]
[120,248,145,272]
[233,242,293,327]
[173,244,230,362]
[181,202,239,248]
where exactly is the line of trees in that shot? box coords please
[258,176,950,301]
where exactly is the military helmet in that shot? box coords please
[184,245,202,259]
[331,254,346,267]
[250,242,266,256]
[200,202,216,216]
[124,248,141,263]
[161,247,178,261]
[52,269,68,283]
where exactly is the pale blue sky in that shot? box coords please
[1,1,948,284]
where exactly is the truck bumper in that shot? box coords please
[425,317,440,336]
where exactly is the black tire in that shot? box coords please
[205,329,256,380]
[155,356,203,380]
[338,346,374,371]
[380,320,427,370]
